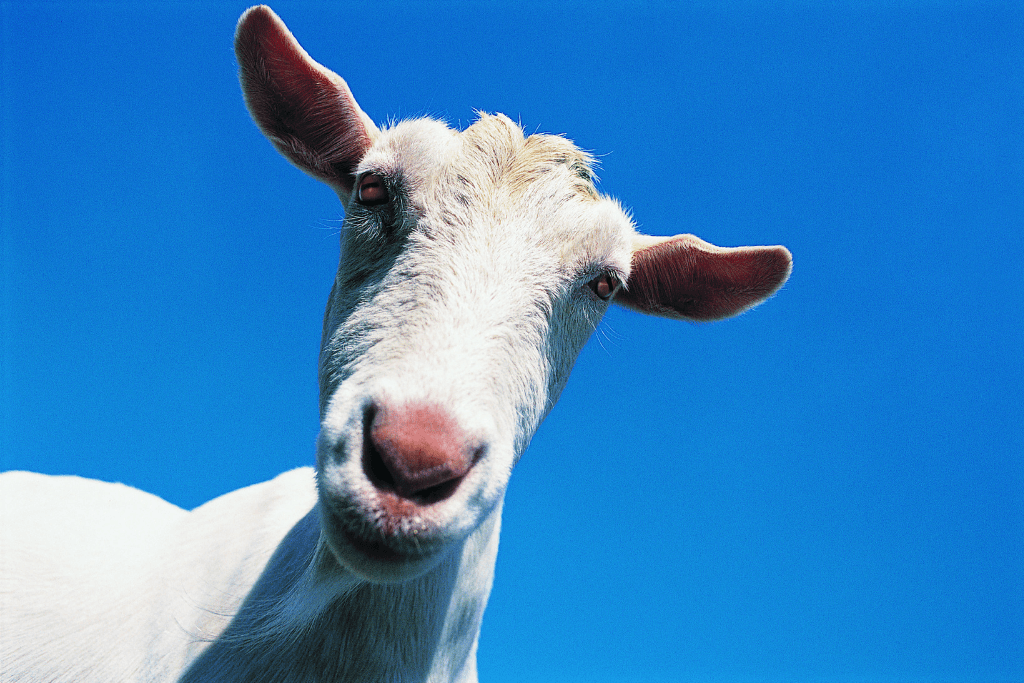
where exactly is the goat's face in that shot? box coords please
[315,117,633,580]
[236,5,792,582]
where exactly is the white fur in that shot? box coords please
[0,7,790,682]
[0,114,635,683]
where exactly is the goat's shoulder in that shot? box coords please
[0,472,183,682]
[0,470,185,578]
[0,468,319,683]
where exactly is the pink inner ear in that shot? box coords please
[235,6,374,195]
[618,236,792,321]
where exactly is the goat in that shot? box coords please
[0,6,792,682]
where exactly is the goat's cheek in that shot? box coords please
[316,441,357,509]
[542,309,592,403]
[316,395,375,493]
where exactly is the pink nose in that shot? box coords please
[366,403,479,501]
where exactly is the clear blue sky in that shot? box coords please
[2,2,1021,682]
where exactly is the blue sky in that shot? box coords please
[2,2,1021,682]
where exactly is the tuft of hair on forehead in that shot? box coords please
[460,113,598,200]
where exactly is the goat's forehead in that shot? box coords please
[357,114,629,261]
[361,114,597,199]
[358,118,459,182]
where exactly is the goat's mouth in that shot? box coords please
[319,500,450,580]
[340,526,421,563]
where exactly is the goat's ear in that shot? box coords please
[616,234,792,321]
[234,5,378,199]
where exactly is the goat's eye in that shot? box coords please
[587,272,621,301]
[356,173,388,205]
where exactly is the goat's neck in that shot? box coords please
[182,502,503,683]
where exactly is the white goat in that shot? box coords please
[0,6,792,682]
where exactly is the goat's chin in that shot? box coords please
[319,503,454,583]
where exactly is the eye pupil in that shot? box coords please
[588,273,620,301]
[356,173,388,205]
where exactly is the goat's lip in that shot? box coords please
[341,527,414,563]
[322,504,436,564]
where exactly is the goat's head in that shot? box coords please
[236,6,792,583]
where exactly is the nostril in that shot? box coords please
[362,402,396,492]
[470,443,487,467]
[413,477,463,505]
[363,436,396,491]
